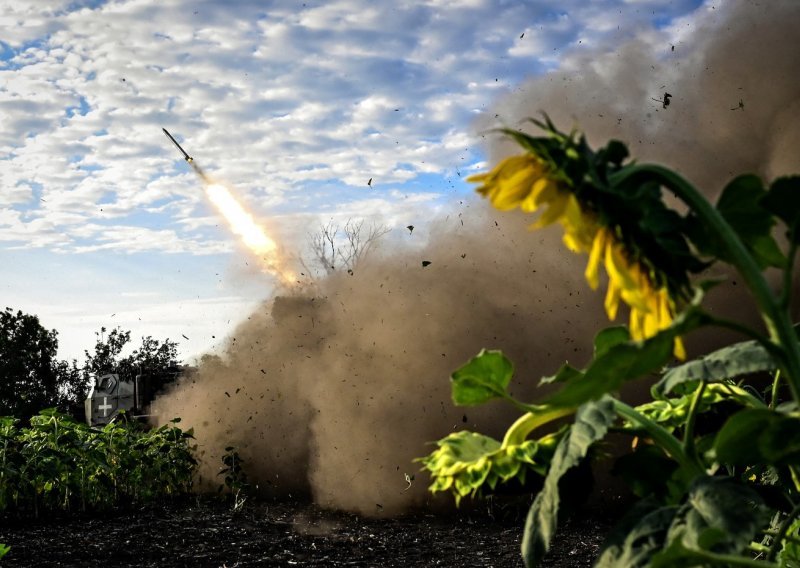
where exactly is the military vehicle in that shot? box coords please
[84,367,185,426]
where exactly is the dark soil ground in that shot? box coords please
[0,497,615,567]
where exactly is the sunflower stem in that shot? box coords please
[611,164,800,404]
[682,380,706,462]
[770,370,782,410]
[611,399,702,476]
[500,406,575,448]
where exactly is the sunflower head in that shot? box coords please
[416,430,560,504]
[469,118,705,358]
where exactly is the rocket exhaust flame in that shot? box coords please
[162,128,295,285]
[205,183,295,285]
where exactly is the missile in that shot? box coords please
[162,128,193,162]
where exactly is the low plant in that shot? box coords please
[0,409,196,516]
[418,118,800,566]
[218,446,250,510]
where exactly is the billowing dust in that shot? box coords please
[155,1,800,517]
[154,213,604,516]
[481,1,800,191]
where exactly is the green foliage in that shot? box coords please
[655,340,777,396]
[522,397,615,566]
[84,326,180,384]
[714,409,800,466]
[0,409,196,517]
[219,446,250,495]
[417,429,560,504]
[762,176,800,242]
[541,292,710,409]
[0,543,8,559]
[418,120,800,567]
[597,479,770,568]
[0,308,77,418]
[450,349,514,406]
[596,503,678,567]
[687,175,785,269]
[0,309,182,420]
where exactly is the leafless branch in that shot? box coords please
[306,218,390,277]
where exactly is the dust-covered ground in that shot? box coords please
[0,496,618,567]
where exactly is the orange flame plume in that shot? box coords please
[205,183,295,285]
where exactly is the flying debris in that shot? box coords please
[162,128,194,162]
[367,178,373,187]
[651,93,672,109]
[406,225,414,234]
[731,99,745,111]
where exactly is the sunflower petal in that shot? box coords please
[585,228,609,290]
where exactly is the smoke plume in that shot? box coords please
[155,1,800,516]
[154,212,605,515]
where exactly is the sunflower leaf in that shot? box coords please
[541,300,710,409]
[762,175,800,242]
[654,339,777,397]
[521,397,615,566]
[451,349,514,406]
[714,408,800,466]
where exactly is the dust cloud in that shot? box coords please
[154,211,606,516]
[481,1,800,192]
[155,1,800,516]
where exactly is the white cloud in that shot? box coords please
[0,0,706,361]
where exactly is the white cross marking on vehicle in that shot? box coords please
[98,397,112,417]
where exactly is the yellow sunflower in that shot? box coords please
[469,154,685,359]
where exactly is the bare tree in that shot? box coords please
[305,218,390,276]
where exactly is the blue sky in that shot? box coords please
[0,0,706,362]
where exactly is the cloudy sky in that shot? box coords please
[1,0,705,362]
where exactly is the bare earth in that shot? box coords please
[0,498,610,567]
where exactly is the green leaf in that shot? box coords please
[717,175,772,241]
[762,175,800,240]
[604,478,771,568]
[538,363,583,386]
[714,408,800,466]
[688,174,785,268]
[602,140,629,166]
[778,516,800,567]
[654,339,777,397]
[651,477,771,566]
[450,349,514,406]
[596,503,678,568]
[594,326,631,359]
[542,303,709,409]
[521,397,615,566]
[0,543,9,559]
[611,445,679,499]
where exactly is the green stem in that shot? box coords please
[500,406,576,447]
[611,164,800,403]
[683,381,706,461]
[717,383,769,409]
[770,370,782,410]
[767,502,800,562]
[612,399,703,476]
